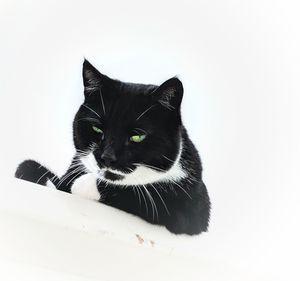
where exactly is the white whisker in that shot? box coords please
[143,185,159,222]
[66,168,86,185]
[136,105,156,121]
[138,186,148,215]
[99,88,106,115]
[133,127,148,135]
[133,163,166,172]
[76,117,101,124]
[142,185,155,221]
[151,184,170,216]
[134,186,142,209]
[49,174,59,183]
[82,104,101,119]
[170,179,192,200]
[36,170,50,184]
[57,165,84,188]
[162,155,175,163]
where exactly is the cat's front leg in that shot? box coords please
[70,173,101,201]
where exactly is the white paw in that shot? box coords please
[46,179,57,189]
[71,173,101,201]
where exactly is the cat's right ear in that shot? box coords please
[150,77,184,110]
[82,59,106,96]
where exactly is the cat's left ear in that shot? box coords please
[151,77,183,110]
[82,59,107,96]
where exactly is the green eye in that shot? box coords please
[130,134,146,143]
[92,126,103,134]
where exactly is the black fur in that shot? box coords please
[15,60,211,235]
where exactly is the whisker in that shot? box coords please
[64,161,84,172]
[159,182,177,196]
[170,179,192,200]
[76,145,96,157]
[133,163,165,172]
[82,104,101,119]
[99,88,106,116]
[142,185,155,221]
[138,186,148,216]
[56,165,83,188]
[76,150,89,155]
[188,178,202,184]
[151,184,170,216]
[49,174,59,184]
[143,185,159,222]
[36,170,50,184]
[136,105,156,121]
[134,186,142,209]
[66,168,86,186]
[76,117,101,124]
[162,155,175,163]
[127,167,134,172]
[133,128,148,135]
[47,177,58,188]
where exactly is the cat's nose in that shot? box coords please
[100,150,117,167]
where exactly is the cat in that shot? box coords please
[15,59,211,235]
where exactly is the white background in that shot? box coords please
[0,0,300,279]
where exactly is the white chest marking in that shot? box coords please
[71,173,101,201]
[106,141,186,186]
[109,162,185,186]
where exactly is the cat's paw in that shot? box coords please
[15,160,57,186]
[71,173,100,201]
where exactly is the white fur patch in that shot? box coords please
[79,140,186,186]
[80,152,100,174]
[71,173,101,201]
[110,141,186,186]
[46,179,56,189]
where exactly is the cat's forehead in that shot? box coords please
[104,93,154,126]
[112,80,157,96]
[88,82,158,130]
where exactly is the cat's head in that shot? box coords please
[73,59,186,185]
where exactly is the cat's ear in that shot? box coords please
[151,77,183,110]
[82,59,106,95]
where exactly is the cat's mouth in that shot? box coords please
[80,151,134,182]
[98,167,133,182]
[103,170,125,181]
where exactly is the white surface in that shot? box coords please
[0,0,300,280]
[0,178,269,281]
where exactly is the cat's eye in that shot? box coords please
[130,134,146,143]
[92,125,103,134]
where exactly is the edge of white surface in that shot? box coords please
[0,178,272,281]
[0,178,201,254]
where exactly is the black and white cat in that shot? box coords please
[15,60,211,235]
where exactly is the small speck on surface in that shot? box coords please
[135,234,144,244]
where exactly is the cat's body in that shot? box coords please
[15,60,210,235]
